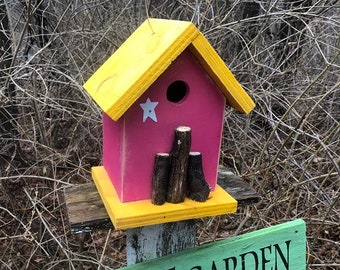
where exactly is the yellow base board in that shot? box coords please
[92,166,237,229]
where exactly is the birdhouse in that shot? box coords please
[83,19,255,229]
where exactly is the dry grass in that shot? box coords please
[1,1,339,269]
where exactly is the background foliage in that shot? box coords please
[1,0,339,269]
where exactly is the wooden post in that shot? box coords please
[123,219,306,270]
[126,220,195,265]
[152,153,171,205]
[166,126,191,203]
[63,168,260,233]
[187,152,211,202]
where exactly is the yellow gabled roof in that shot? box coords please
[83,18,255,121]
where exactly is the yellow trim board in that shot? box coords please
[83,19,199,120]
[189,34,255,114]
[83,18,255,121]
[92,166,237,229]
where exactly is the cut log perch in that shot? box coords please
[187,152,211,202]
[152,153,171,205]
[166,126,191,203]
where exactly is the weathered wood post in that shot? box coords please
[126,220,195,265]
[64,166,262,266]
[121,219,307,270]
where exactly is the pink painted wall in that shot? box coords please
[103,49,226,202]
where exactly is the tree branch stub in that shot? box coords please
[152,153,171,205]
[166,126,191,204]
[187,152,210,202]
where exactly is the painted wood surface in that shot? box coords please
[120,219,306,270]
[126,220,195,266]
[83,19,198,120]
[91,166,237,229]
[83,18,254,121]
[189,34,255,114]
[63,167,260,234]
[102,50,226,202]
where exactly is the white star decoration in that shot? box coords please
[140,98,159,123]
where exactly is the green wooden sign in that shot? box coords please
[120,219,306,270]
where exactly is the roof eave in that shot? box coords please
[83,19,255,121]
[107,22,200,120]
[189,33,255,114]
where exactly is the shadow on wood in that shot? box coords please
[126,220,195,265]
[64,166,260,234]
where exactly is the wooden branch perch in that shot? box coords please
[187,152,211,202]
[152,153,171,205]
[166,126,191,203]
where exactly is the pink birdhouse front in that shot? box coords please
[103,49,225,202]
[83,18,255,209]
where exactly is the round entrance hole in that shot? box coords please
[166,80,188,103]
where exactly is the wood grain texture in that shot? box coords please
[64,166,259,233]
[189,34,255,114]
[152,153,171,205]
[187,152,210,202]
[102,49,226,202]
[91,166,237,229]
[217,167,260,206]
[83,19,198,120]
[126,220,195,266]
[64,183,113,233]
[167,126,191,203]
[83,18,255,121]
[120,219,306,270]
